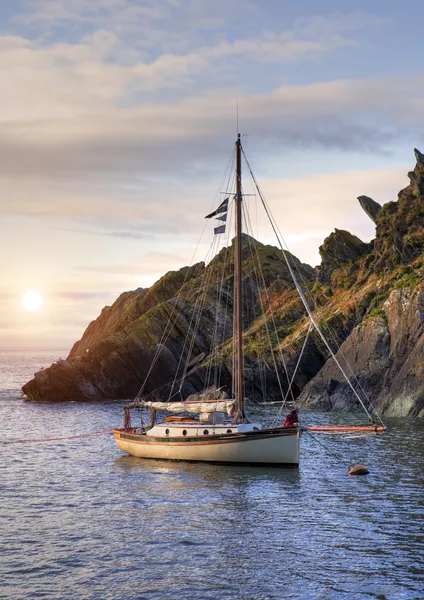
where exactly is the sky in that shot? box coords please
[1,0,423,349]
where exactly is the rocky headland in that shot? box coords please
[22,150,424,416]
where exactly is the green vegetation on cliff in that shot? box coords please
[22,150,424,416]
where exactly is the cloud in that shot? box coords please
[1,3,401,349]
[15,2,385,56]
[55,291,116,300]
[60,225,155,240]
[0,12,382,122]
[3,7,389,120]
[0,7,401,197]
[1,73,423,185]
[16,0,188,29]
[62,165,410,273]
[74,249,199,278]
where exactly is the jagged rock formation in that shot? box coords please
[22,150,424,416]
[298,150,424,416]
[22,236,315,403]
[370,154,424,273]
[68,288,148,360]
[316,229,370,284]
[68,264,204,360]
[298,287,424,416]
[414,148,424,165]
[357,195,382,225]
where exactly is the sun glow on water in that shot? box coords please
[22,290,43,312]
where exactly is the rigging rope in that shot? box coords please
[248,173,385,427]
[272,322,313,426]
[172,168,238,399]
[205,173,236,392]
[241,203,285,403]
[241,147,378,425]
[168,235,220,400]
[135,149,236,402]
[300,427,347,462]
[242,196,295,404]
[2,430,113,445]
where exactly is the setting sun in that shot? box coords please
[22,290,43,312]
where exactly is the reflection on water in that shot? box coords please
[1,349,424,599]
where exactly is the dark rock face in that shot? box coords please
[298,287,424,417]
[67,288,147,360]
[317,229,369,284]
[414,148,424,165]
[68,263,205,360]
[357,195,382,225]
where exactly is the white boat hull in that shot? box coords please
[113,426,299,467]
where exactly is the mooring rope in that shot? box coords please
[1,429,113,445]
[301,427,348,462]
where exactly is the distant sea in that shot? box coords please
[1,348,423,600]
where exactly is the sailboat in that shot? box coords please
[113,134,384,467]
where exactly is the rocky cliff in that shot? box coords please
[298,149,424,416]
[22,235,315,403]
[298,287,424,416]
[22,150,424,416]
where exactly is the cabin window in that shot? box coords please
[182,430,187,436]
[165,429,170,435]
[226,429,232,433]
[203,430,209,435]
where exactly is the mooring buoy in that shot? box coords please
[348,464,369,476]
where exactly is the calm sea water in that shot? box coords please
[1,348,423,600]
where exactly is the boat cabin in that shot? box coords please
[147,421,262,438]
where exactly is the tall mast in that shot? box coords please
[234,133,245,421]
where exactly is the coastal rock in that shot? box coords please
[68,263,205,360]
[357,195,382,225]
[22,359,104,402]
[22,237,315,403]
[22,151,424,414]
[298,287,424,416]
[185,386,228,402]
[414,148,424,165]
[370,151,424,273]
[317,229,369,284]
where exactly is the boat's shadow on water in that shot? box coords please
[113,454,301,485]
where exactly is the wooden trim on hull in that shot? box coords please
[304,426,386,433]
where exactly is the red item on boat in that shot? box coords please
[283,409,298,427]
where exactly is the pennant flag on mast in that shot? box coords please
[214,225,226,235]
[216,214,227,222]
[205,198,229,219]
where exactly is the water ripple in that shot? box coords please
[1,349,424,599]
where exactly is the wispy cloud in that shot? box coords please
[74,249,198,278]
[55,291,116,300]
[1,74,423,182]
[0,12,385,124]
[14,2,385,57]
